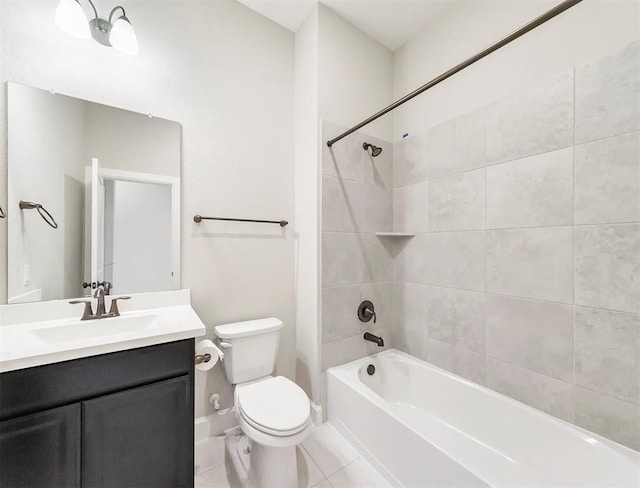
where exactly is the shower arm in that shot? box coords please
[326,0,583,148]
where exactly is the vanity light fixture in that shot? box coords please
[55,0,139,55]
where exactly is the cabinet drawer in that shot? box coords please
[0,339,193,420]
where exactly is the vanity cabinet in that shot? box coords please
[0,339,194,488]
[0,404,81,487]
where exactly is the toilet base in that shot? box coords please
[229,435,299,488]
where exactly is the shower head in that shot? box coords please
[363,142,382,157]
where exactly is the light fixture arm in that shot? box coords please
[84,0,99,20]
[108,5,126,23]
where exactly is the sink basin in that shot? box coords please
[0,290,207,373]
[34,314,159,343]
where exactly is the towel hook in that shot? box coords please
[0,205,5,219]
[19,201,58,229]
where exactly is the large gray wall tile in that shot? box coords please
[486,148,574,229]
[427,108,486,178]
[393,182,428,233]
[574,387,640,451]
[393,133,429,187]
[575,224,640,313]
[394,282,428,333]
[428,169,485,232]
[322,176,363,232]
[362,234,393,283]
[486,70,574,164]
[427,286,485,353]
[322,285,362,343]
[395,329,428,361]
[486,295,573,382]
[393,234,428,284]
[362,282,393,328]
[426,339,486,385]
[322,120,364,181]
[575,307,640,405]
[322,326,393,371]
[575,40,640,144]
[486,227,573,303]
[363,138,393,188]
[322,232,363,287]
[363,184,392,233]
[575,132,640,225]
[426,231,485,291]
[486,358,574,422]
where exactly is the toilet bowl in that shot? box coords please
[214,318,312,488]
[234,376,312,487]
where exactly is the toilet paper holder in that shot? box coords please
[195,353,212,365]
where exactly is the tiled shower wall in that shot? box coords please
[393,41,640,450]
[320,122,395,371]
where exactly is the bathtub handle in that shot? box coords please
[369,308,376,324]
[358,300,377,324]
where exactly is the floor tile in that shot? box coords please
[297,445,326,488]
[196,461,241,488]
[196,436,228,474]
[327,458,391,488]
[302,424,360,477]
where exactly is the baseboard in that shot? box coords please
[310,401,323,426]
[195,409,238,442]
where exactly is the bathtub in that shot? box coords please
[327,349,640,487]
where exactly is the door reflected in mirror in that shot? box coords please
[7,82,181,303]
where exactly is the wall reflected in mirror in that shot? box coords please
[7,83,181,303]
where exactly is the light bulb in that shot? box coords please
[109,16,138,55]
[55,0,90,39]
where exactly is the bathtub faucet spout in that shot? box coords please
[363,332,384,347]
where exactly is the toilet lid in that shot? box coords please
[237,376,310,434]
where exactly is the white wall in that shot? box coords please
[393,0,640,140]
[7,83,85,302]
[84,103,180,178]
[293,5,321,403]
[0,0,295,425]
[318,4,393,141]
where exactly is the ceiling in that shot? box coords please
[236,0,452,51]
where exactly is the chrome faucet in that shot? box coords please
[70,285,131,321]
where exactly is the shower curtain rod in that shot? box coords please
[326,0,583,148]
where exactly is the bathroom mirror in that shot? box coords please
[6,82,181,303]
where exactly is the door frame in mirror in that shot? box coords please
[87,166,181,292]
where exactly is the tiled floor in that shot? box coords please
[196,423,390,488]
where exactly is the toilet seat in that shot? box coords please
[236,376,310,437]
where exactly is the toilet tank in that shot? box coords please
[213,318,283,384]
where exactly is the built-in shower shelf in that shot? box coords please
[375,232,415,237]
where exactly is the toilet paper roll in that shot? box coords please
[195,339,223,371]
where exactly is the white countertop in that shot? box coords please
[0,289,206,373]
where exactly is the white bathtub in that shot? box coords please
[327,349,640,487]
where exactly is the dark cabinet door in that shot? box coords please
[82,375,192,488]
[0,404,81,487]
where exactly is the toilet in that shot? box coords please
[214,318,312,488]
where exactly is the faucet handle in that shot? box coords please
[108,296,131,316]
[69,299,94,321]
[357,300,377,324]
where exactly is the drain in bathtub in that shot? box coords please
[367,364,375,375]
